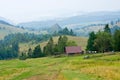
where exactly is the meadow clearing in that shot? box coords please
[0,52,120,80]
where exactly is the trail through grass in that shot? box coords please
[0,53,120,80]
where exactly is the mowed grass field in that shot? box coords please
[19,36,88,52]
[0,53,120,80]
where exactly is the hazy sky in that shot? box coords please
[0,0,120,23]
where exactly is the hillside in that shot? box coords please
[0,52,120,80]
[0,23,27,39]
[19,36,88,53]
[0,23,45,39]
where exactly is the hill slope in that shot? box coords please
[19,36,88,52]
[0,23,44,39]
[0,23,29,39]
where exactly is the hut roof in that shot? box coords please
[65,46,82,54]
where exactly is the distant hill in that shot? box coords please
[0,19,44,39]
[110,22,120,33]
[0,16,14,25]
[0,23,28,39]
[48,23,62,33]
[0,20,12,26]
[19,11,120,28]
[1,11,120,38]
[18,11,120,36]
[111,25,120,33]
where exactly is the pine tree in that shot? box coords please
[58,36,68,53]
[63,27,69,35]
[113,30,120,51]
[70,29,74,36]
[86,32,96,51]
[32,45,43,58]
[62,35,68,47]
[19,52,27,60]
[43,37,54,55]
[28,48,33,58]
[12,42,19,57]
[104,24,111,33]
[58,36,64,53]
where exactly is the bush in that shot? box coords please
[19,52,27,60]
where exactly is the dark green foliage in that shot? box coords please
[43,36,68,56]
[27,48,33,58]
[57,36,63,53]
[66,40,77,46]
[53,44,59,55]
[94,31,113,52]
[32,45,43,58]
[54,27,76,36]
[104,24,111,33]
[0,33,51,60]
[43,37,54,55]
[62,27,70,34]
[58,35,68,53]
[19,52,27,60]
[12,42,19,53]
[86,24,114,53]
[113,30,120,51]
[70,29,75,36]
[1,33,51,45]
[0,41,19,60]
[86,32,96,51]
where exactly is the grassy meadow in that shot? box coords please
[0,52,120,80]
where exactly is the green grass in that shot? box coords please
[0,53,120,80]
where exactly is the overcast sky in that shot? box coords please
[0,0,120,23]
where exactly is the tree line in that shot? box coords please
[0,29,76,60]
[86,24,120,53]
[19,35,77,60]
[53,27,76,36]
[0,33,51,60]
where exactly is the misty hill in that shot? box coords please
[0,20,12,26]
[1,11,120,38]
[0,16,14,25]
[19,11,120,29]
[18,11,120,36]
[110,22,120,33]
[48,23,62,33]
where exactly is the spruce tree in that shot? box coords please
[86,32,96,51]
[58,36,68,53]
[43,37,54,55]
[32,45,43,58]
[70,29,74,36]
[104,24,111,33]
[113,30,120,51]
[28,48,33,58]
